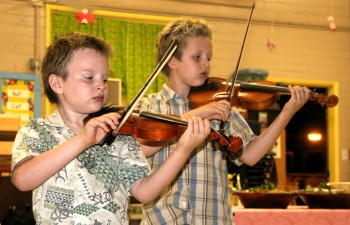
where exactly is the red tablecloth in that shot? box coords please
[233,206,350,225]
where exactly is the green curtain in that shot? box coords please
[51,11,166,104]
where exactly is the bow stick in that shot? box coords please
[101,41,178,145]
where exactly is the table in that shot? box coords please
[232,206,350,225]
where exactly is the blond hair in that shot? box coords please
[157,17,212,76]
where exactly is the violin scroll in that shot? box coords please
[209,131,243,153]
[309,92,338,109]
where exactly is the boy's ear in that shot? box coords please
[168,56,178,69]
[48,74,63,94]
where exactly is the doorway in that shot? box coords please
[279,88,329,190]
[268,78,339,182]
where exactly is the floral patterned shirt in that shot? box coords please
[138,84,256,225]
[11,110,150,225]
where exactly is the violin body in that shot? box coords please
[189,77,279,110]
[189,77,338,110]
[119,114,184,141]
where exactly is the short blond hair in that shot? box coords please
[157,17,212,76]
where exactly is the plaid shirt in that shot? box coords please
[138,84,256,225]
[11,110,150,225]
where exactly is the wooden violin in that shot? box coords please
[85,105,243,153]
[189,77,339,110]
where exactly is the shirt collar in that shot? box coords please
[161,83,189,104]
[44,109,66,128]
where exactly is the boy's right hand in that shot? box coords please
[176,115,211,153]
[183,100,231,121]
[80,112,121,147]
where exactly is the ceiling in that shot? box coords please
[27,0,254,11]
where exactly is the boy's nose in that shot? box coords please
[202,59,210,69]
[97,81,107,90]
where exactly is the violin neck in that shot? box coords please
[240,82,290,93]
[140,111,188,126]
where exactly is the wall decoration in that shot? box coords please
[327,0,336,31]
[76,8,95,24]
[0,73,41,126]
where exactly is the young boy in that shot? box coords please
[138,17,311,224]
[11,32,211,224]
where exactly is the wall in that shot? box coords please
[0,0,349,181]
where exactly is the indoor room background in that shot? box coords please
[0,0,349,185]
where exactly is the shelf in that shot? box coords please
[0,130,17,142]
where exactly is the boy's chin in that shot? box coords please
[192,79,208,87]
[89,105,104,114]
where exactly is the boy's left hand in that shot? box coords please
[176,115,211,152]
[80,112,121,146]
[283,85,311,114]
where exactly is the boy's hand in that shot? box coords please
[80,112,121,146]
[183,100,231,121]
[176,115,211,153]
[283,85,311,114]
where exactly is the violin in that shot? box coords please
[189,77,339,110]
[85,105,243,153]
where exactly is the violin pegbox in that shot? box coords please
[309,89,338,109]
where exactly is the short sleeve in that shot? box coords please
[11,118,61,175]
[11,121,39,172]
[117,135,151,191]
[210,108,257,164]
[227,108,257,148]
